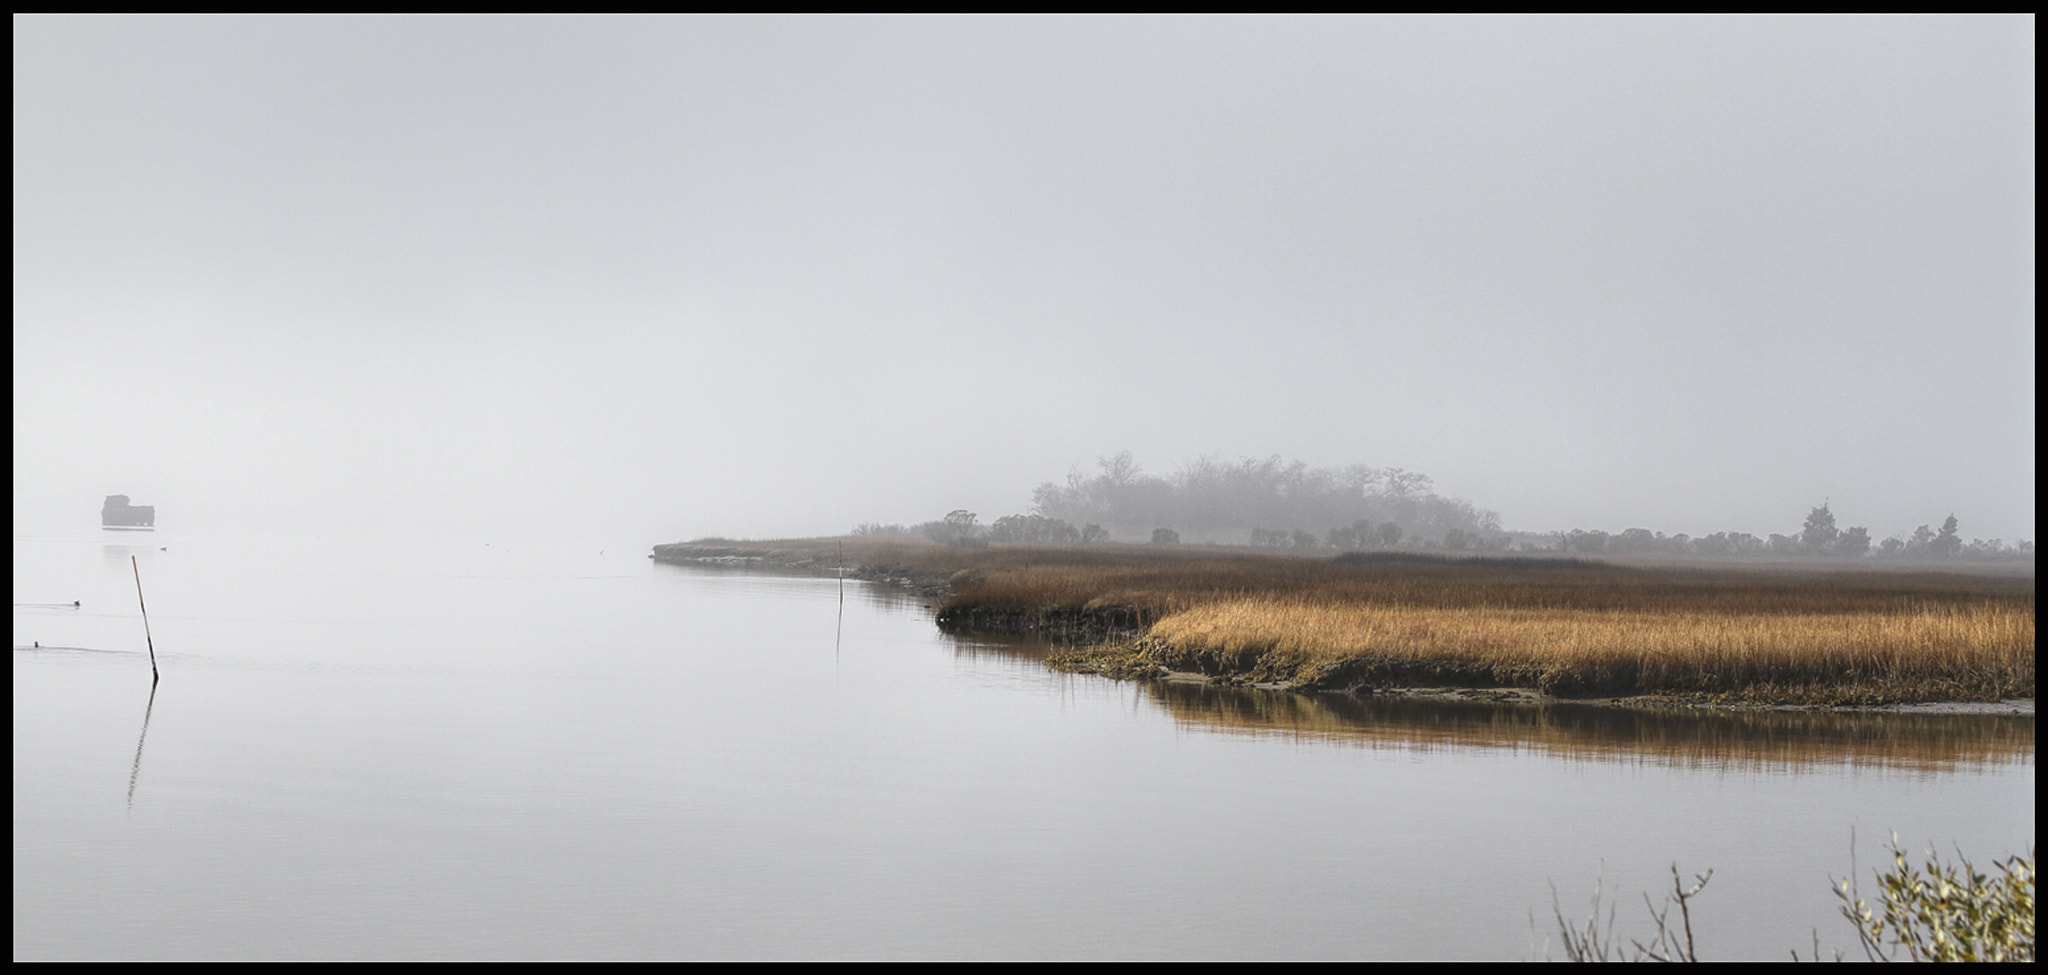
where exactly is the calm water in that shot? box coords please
[12,526,2034,960]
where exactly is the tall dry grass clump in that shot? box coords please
[928,547,2034,704]
[1144,598,2033,703]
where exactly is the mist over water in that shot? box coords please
[12,16,2034,961]
[12,15,2035,546]
[11,525,2035,960]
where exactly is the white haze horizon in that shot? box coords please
[14,15,2035,550]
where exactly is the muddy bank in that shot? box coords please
[1049,636,2035,715]
[1051,635,1564,701]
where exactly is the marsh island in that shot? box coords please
[651,538,2034,708]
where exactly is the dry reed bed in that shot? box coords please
[919,547,2035,704]
[666,539,2033,703]
[1143,599,2034,701]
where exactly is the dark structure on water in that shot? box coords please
[102,494,155,528]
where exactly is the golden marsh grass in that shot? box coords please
[1144,598,2034,701]
[661,539,2034,704]
[925,547,2034,704]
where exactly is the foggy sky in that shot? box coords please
[13,15,2036,546]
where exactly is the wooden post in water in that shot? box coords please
[131,556,159,683]
[835,541,845,667]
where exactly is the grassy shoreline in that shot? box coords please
[652,538,2034,707]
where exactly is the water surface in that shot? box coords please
[13,526,2034,960]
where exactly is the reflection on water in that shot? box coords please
[102,542,155,572]
[126,679,158,811]
[938,629,2034,775]
[939,630,1055,664]
[17,532,2034,961]
[652,560,940,614]
[1141,681,2034,774]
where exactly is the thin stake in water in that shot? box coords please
[835,541,845,668]
[131,556,158,682]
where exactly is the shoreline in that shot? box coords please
[1045,635,2037,715]
[650,540,2036,714]
[1160,671,2033,716]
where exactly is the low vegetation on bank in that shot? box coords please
[1550,840,2035,962]
[652,538,2034,706]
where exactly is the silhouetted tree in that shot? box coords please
[1906,524,1937,558]
[923,509,981,545]
[1030,453,1496,546]
[1326,519,1373,550]
[1566,529,1608,553]
[988,514,1081,543]
[1098,450,1141,487]
[1931,515,1963,558]
[1379,468,1433,499]
[1613,528,1657,553]
[1835,525,1872,557]
[1801,503,1840,555]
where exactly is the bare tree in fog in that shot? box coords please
[896,463,2029,563]
[1026,453,1502,548]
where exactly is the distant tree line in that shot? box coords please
[850,510,1107,547]
[1532,505,2031,562]
[1026,452,1506,549]
[853,464,2031,563]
